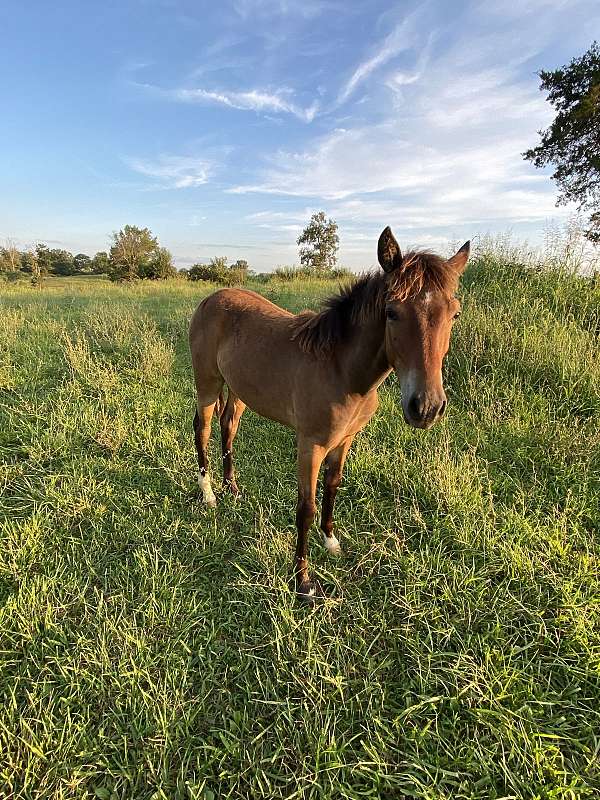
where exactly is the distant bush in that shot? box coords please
[187,258,248,286]
[271,266,315,282]
[270,265,354,283]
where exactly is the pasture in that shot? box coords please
[1,256,599,799]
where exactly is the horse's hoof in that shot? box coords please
[323,533,342,556]
[224,480,240,497]
[204,496,217,508]
[296,580,324,605]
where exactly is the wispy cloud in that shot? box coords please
[126,154,213,189]
[337,8,423,104]
[136,82,319,122]
[233,0,340,20]
[228,23,567,233]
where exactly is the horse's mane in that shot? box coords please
[290,250,457,358]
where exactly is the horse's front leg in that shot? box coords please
[294,439,326,603]
[320,436,354,557]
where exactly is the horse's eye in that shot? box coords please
[386,307,399,321]
[453,311,461,320]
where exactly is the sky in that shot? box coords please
[1,0,598,271]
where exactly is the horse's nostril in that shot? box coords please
[408,395,425,420]
[439,400,447,417]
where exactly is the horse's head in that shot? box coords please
[377,226,469,429]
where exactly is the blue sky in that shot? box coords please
[1,0,598,270]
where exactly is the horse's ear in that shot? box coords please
[378,226,402,273]
[447,240,470,275]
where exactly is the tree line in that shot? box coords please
[1,212,340,285]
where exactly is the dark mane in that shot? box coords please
[290,250,457,357]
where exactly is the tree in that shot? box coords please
[34,244,53,274]
[91,251,110,274]
[297,211,339,273]
[48,249,75,276]
[26,249,45,287]
[0,239,22,273]
[187,257,247,285]
[210,256,228,272]
[109,225,158,281]
[524,42,600,242]
[73,253,92,274]
[20,251,38,274]
[139,247,176,279]
[187,263,218,282]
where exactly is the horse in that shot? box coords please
[189,227,469,602]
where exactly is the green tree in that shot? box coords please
[34,244,53,274]
[187,257,246,285]
[109,225,158,281]
[50,250,74,276]
[230,258,249,284]
[210,256,228,272]
[187,263,217,282]
[1,239,22,273]
[524,42,600,242]
[73,253,92,274]
[139,247,176,279]
[26,249,45,287]
[297,211,339,273]
[20,251,38,274]
[91,251,110,274]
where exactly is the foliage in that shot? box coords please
[34,244,53,274]
[272,264,353,282]
[73,253,92,274]
[0,240,21,273]
[91,251,110,275]
[297,211,339,272]
[210,255,228,272]
[109,225,159,281]
[29,245,75,276]
[524,41,600,242]
[139,247,177,280]
[1,247,599,798]
[28,250,45,287]
[187,256,248,286]
[51,250,75,276]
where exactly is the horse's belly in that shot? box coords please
[218,350,297,429]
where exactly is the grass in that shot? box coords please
[0,258,599,800]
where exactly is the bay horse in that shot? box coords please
[189,227,469,602]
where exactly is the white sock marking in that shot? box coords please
[199,473,217,507]
[323,533,342,556]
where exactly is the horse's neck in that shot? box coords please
[341,311,391,395]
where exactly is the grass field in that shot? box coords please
[1,255,599,799]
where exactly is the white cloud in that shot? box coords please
[337,8,423,104]
[138,82,319,122]
[233,0,340,20]
[227,16,569,232]
[126,155,213,188]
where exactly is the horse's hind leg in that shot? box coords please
[193,388,222,507]
[220,388,246,495]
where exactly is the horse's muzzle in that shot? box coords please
[403,392,447,429]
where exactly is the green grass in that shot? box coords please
[1,263,599,800]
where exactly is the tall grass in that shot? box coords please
[0,241,599,799]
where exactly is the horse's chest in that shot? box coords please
[333,394,378,439]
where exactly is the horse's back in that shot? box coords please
[192,287,291,323]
